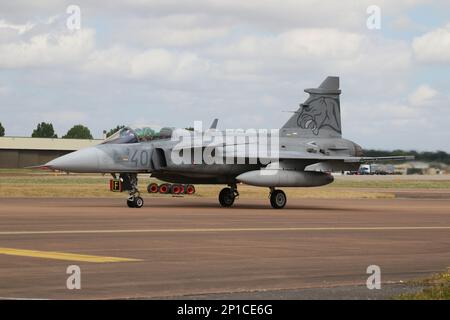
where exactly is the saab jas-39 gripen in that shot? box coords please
[38,76,412,209]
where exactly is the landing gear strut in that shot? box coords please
[269,188,287,209]
[219,184,239,207]
[121,173,144,208]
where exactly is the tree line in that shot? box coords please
[0,122,125,140]
[363,149,450,165]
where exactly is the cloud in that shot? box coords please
[389,15,427,32]
[214,29,363,60]
[208,28,412,85]
[41,111,87,123]
[83,46,211,81]
[130,50,210,80]
[116,14,231,47]
[408,84,438,106]
[136,26,230,47]
[0,28,95,68]
[413,23,450,64]
[0,84,10,96]
[0,19,34,34]
[1,0,440,32]
[0,1,449,151]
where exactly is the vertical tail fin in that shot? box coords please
[281,76,342,138]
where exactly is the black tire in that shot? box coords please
[219,188,235,207]
[270,190,287,209]
[134,196,144,208]
[127,199,135,208]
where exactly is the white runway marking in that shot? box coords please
[0,226,450,235]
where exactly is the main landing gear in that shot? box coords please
[217,185,286,209]
[269,188,287,209]
[218,184,239,207]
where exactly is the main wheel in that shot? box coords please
[134,196,144,208]
[270,190,287,209]
[219,188,235,207]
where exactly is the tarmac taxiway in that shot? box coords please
[0,196,449,299]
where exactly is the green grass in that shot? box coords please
[394,269,450,300]
[0,170,448,198]
[332,179,450,189]
[1,172,449,188]
[0,168,49,175]
[0,173,392,199]
[0,176,112,185]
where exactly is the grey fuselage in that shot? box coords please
[45,133,362,185]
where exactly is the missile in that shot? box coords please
[236,170,334,187]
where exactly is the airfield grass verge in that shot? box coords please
[332,179,450,189]
[0,182,393,199]
[0,170,448,199]
[394,269,450,300]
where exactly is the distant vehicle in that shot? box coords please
[359,164,371,175]
[359,164,396,175]
[35,76,412,209]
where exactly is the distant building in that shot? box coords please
[394,161,447,175]
[0,137,102,168]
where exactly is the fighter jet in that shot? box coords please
[40,76,412,209]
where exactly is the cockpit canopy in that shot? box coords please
[102,125,175,144]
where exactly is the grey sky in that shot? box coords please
[0,0,449,151]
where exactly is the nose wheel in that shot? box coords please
[270,189,287,209]
[127,196,144,208]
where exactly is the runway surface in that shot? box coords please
[0,196,449,299]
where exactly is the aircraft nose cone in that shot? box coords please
[46,147,100,172]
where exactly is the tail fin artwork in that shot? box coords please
[281,76,342,138]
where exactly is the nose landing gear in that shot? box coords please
[127,196,144,208]
[121,173,144,208]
